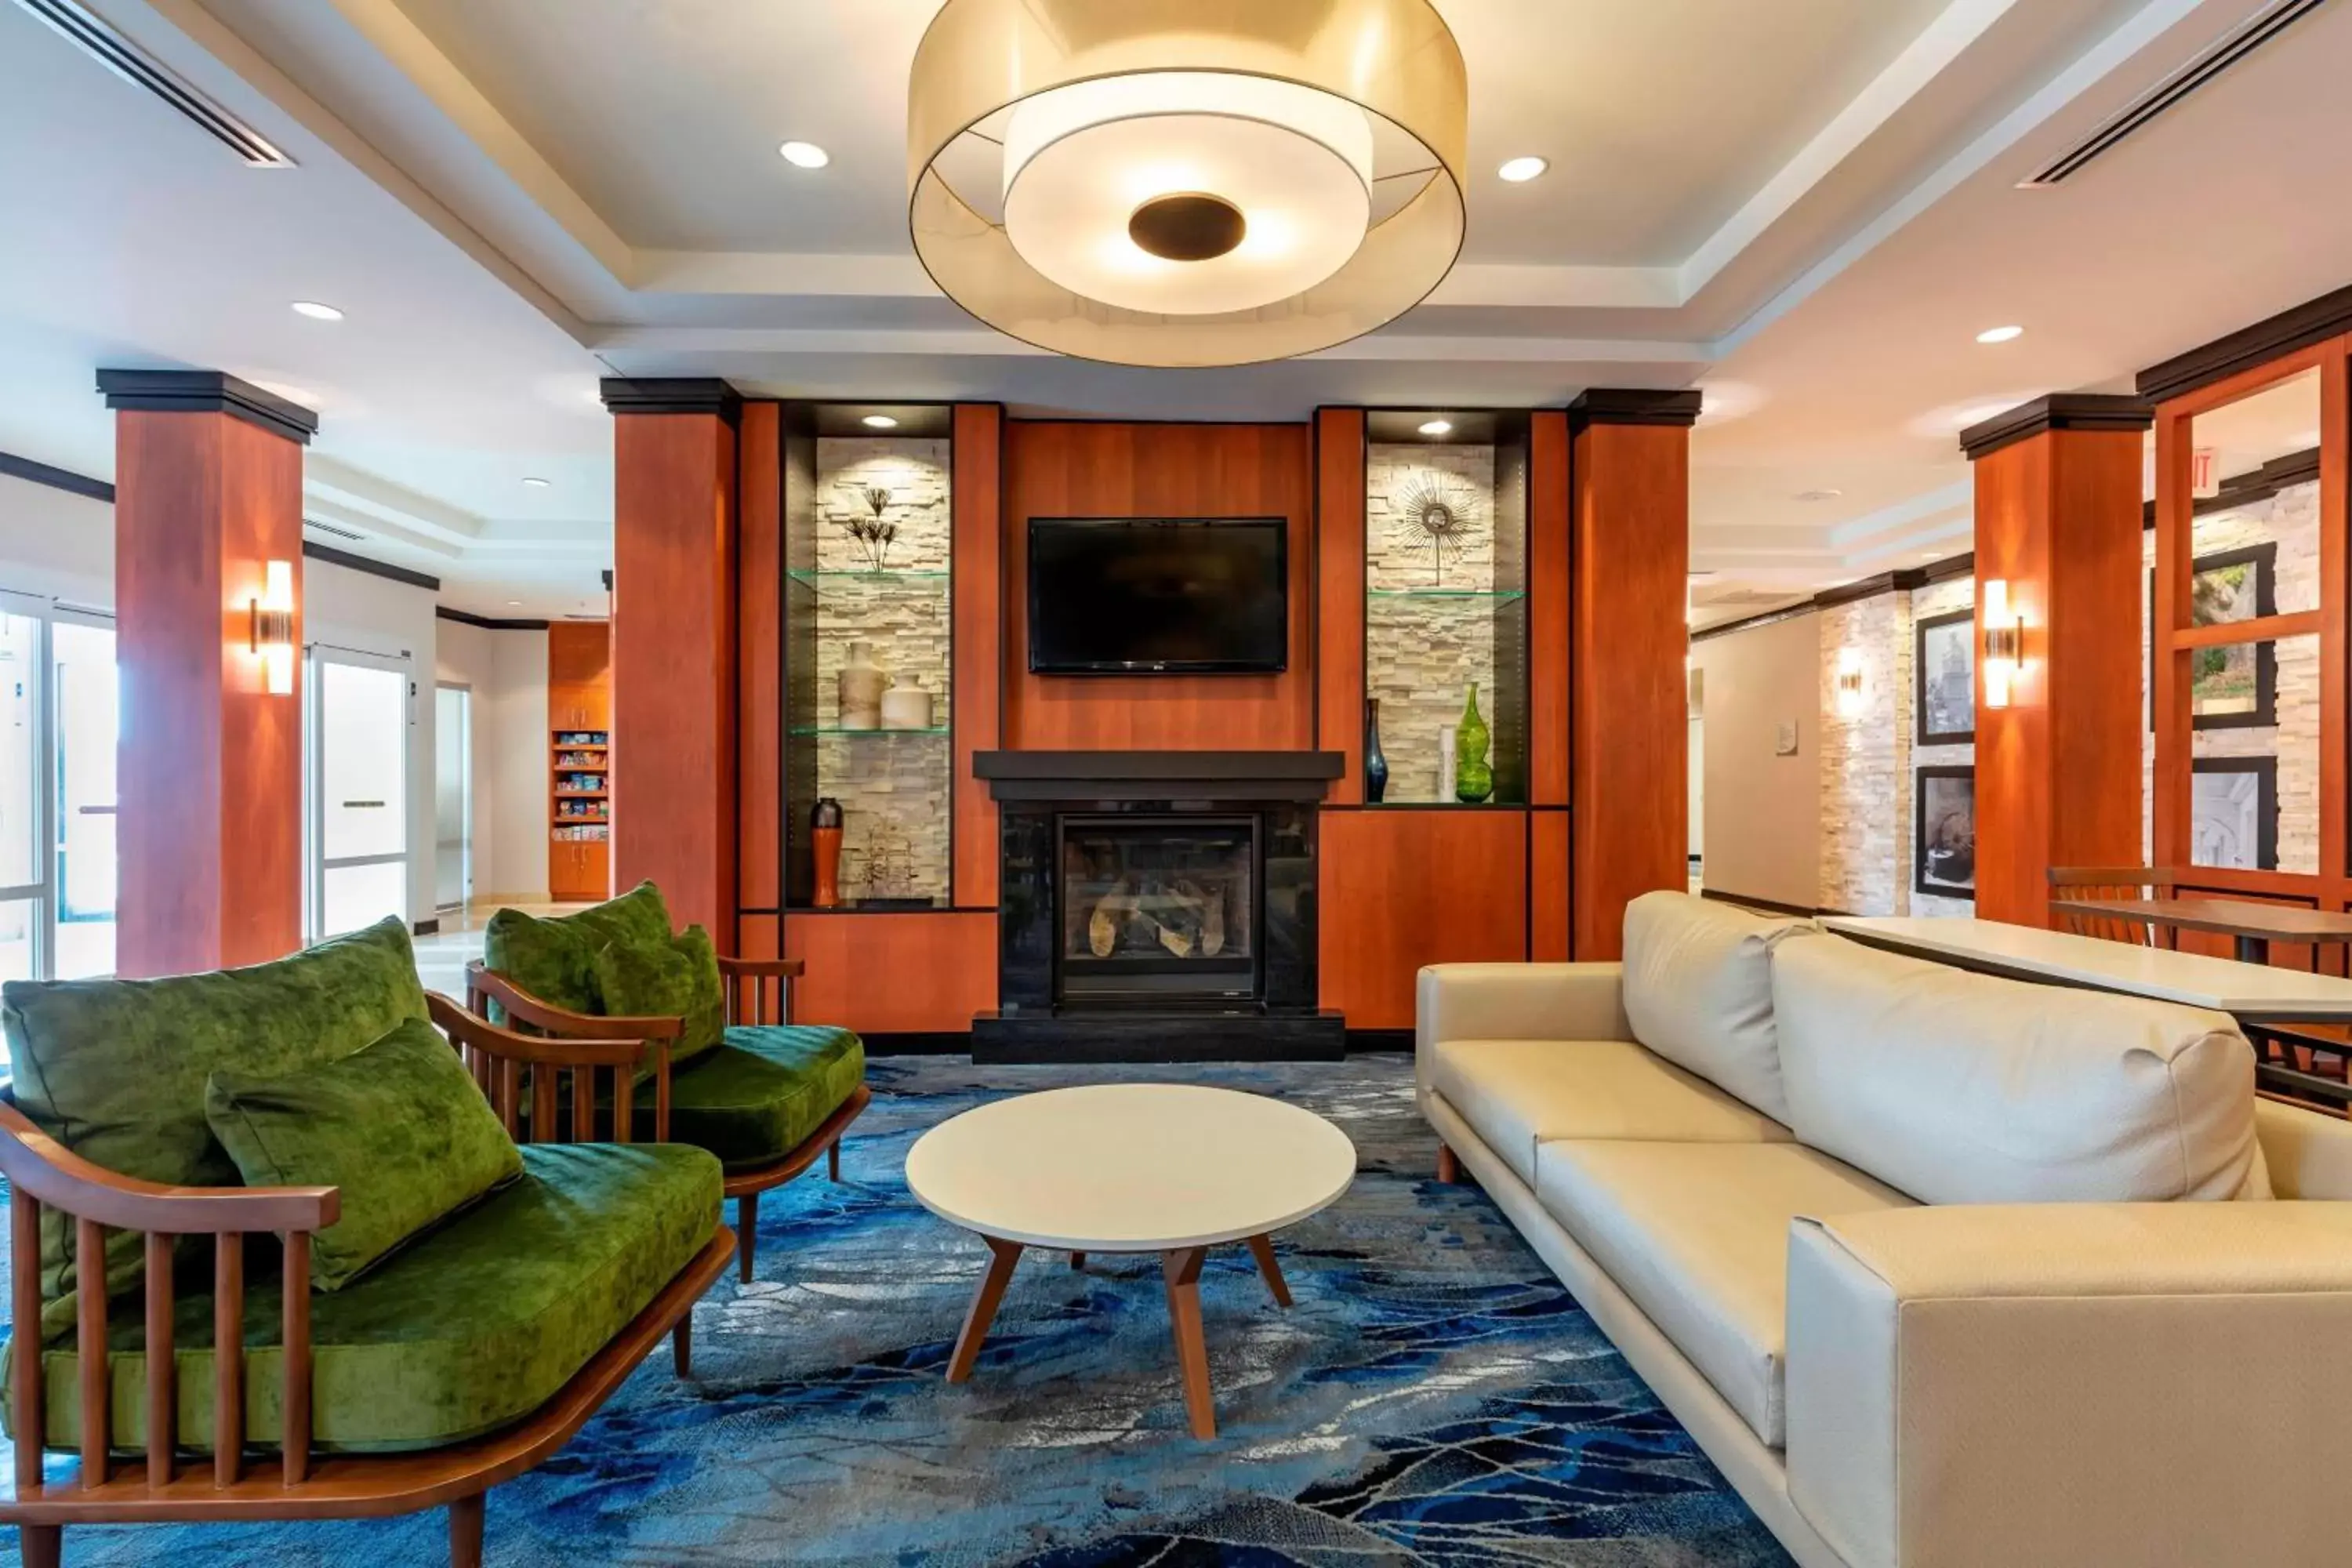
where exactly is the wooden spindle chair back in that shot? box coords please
[2046,866,2184,948]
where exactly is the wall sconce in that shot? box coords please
[1981,577,2024,710]
[250,559,295,695]
[1835,648,1864,717]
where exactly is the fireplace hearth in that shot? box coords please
[971,751,1346,1062]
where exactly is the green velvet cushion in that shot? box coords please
[592,924,724,1067]
[3,917,428,1324]
[4,1142,721,1456]
[560,880,673,958]
[205,1019,524,1292]
[481,907,602,1020]
[642,1024,865,1171]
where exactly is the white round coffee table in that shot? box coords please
[906,1083,1356,1438]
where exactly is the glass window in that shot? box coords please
[53,620,117,979]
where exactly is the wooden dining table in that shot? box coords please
[2046,896,2352,966]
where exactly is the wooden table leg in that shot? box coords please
[946,1236,1023,1383]
[1161,1247,1215,1439]
[1244,1233,1292,1308]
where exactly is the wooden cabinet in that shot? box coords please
[549,622,612,902]
[1318,808,1530,1029]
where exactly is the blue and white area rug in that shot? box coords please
[5,1056,1789,1565]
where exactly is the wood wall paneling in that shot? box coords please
[737,401,782,915]
[784,912,998,1033]
[1570,421,1690,959]
[953,403,1004,906]
[735,911,780,963]
[1973,429,2147,926]
[115,409,305,975]
[1529,412,1572,806]
[612,412,739,946]
[1003,421,1314,750]
[1313,408,1367,803]
[1530,810,1571,960]
[1318,810,1529,1029]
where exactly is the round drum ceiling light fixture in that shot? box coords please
[908,0,1468,368]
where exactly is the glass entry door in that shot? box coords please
[50,617,116,978]
[309,648,412,940]
[434,684,471,912]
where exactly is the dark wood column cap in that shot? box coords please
[1959,394,2152,461]
[1566,389,1704,431]
[96,369,318,445]
[600,377,743,424]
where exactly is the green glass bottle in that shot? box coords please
[1454,682,1494,803]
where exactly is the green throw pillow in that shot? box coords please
[594,924,724,1066]
[205,1018,524,1292]
[482,906,602,1020]
[563,880,673,957]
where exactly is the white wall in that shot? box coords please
[0,468,551,924]
[1692,609,1823,910]
[434,619,550,902]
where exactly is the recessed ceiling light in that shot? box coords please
[291,300,343,321]
[521,476,550,488]
[1976,325,2025,344]
[861,414,898,430]
[1497,156,1549,183]
[779,140,830,169]
[506,600,523,607]
[1795,488,1844,503]
[1417,419,1453,437]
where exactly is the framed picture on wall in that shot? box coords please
[1913,764,1976,898]
[2149,543,2279,730]
[1914,609,1974,746]
[2189,756,2278,871]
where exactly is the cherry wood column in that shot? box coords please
[604,379,739,946]
[1962,396,2154,927]
[1568,391,1699,960]
[1528,410,1572,960]
[100,372,315,977]
[951,403,1004,908]
[1312,408,1367,804]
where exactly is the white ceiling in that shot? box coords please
[0,0,2346,619]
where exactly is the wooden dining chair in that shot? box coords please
[2046,866,2186,948]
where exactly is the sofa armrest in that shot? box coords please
[1416,963,1629,1052]
[1786,1202,2352,1568]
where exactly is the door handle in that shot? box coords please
[342,800,387,809]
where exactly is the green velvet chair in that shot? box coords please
[0,917,736,1568]
[467,883,869,1284]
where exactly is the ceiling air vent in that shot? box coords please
[14,0,295,168]
[2020,0,2327,187]
[303,519,365,543]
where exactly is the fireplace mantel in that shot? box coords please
[972,750,1345,802]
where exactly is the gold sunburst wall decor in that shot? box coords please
[1388,470,1486,588]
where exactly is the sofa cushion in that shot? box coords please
[1429,1037,1794,1185]
[483,906,603,1018]
[593,924,724,1066]
[3,917,428,1322]
[561,880,673,956]
[1621,891,1815,1123]
[1773,935,2269,1203]
[205,1018,525,1291]
[646,1024,865,1171]
[5,1142,721,1455]
[1536,1138,1914,1448]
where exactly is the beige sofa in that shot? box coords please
[1417,891,2352,1568]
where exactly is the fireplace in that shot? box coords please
[1059,815,1258,1004]
[971,751,1345,1062]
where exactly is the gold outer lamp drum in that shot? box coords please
[907,0,1469,368]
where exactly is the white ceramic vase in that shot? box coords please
[880,677,933,731]
[838,641,887,729]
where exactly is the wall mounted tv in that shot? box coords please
[1027,517,1288,674]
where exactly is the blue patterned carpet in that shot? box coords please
[5,1056,1790,1565]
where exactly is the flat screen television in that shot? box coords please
[1027,517,1287,674]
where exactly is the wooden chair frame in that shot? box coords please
[466,954,872,1283]
[0,994,735,1567]
[2046,866,2187,947]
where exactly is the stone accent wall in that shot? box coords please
[811,437,952,903]
[1365,444,1497,800]
[2140,481,2320,874]
[1813,575,1975,916]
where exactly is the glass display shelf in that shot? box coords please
[1367,586,1526,601]
[789,725,952,737]
[787,568,950,590]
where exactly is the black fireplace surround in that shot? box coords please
[972,751,1346,1062]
